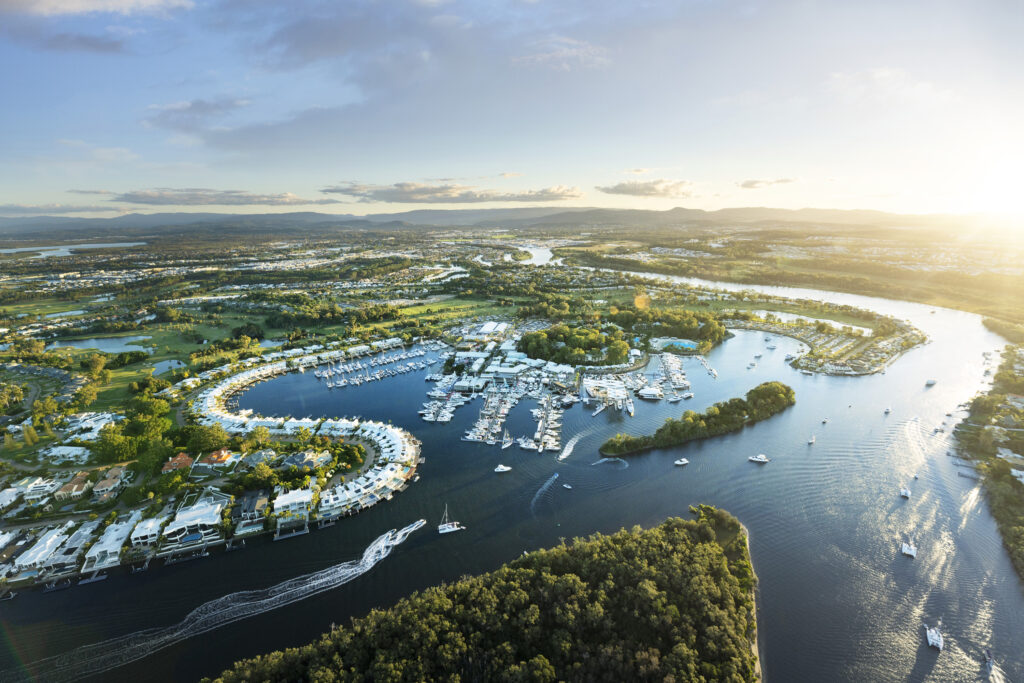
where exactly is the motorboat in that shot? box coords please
[822,417,830,424]
[808,435,816,445]
[901,537,917,558]
[437,504,466,534]
[562,484,573,490]
[494,464,511,473]
[682,392,694,399]
[674,458,689,466]
[884,406,891,414]
[749,454,770,464]
[501,429,513,449]
[924,621,943,650]
[925,379,937,387]
[900,486,911,499]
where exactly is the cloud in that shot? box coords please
[92,188,343,206]
[320,181,583,204]
[738,178,795,189]
[145,98,250,133]
[0,19,125,53]
[825,67,955,106]
[595,179,693,198]
[0,0,192,16]
[56,139,139,163]
[514,35,609,71]
[626,168,650,175]
[499,172,522,178]
[0,203,115,216]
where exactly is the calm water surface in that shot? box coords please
[2,277,1021,683]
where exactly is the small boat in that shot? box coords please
[501,429,513,449]
[902,537,917,558]
[749,454,770,464]
[438,504,466,534]
[821,417,829,424]
[682,392,694,399]
[43,579,72,593]
[0,590,15,601]
[985,648,994,672]
[667,393,682,403]
[808,435,816,445]
[900,486,911,499]
[924,621,943,650]
[913,472,919,479]
[674,458,689,466]
[626,396,635,416]
[561,484,572,490]
[494,464,511,473]
[925,379,937,387]
[884,407,891,415]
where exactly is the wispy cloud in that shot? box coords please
[825,67,956,106]
[514,35,608,71]
[57,139,139,163]
[595,179,693,198]
[145,98,250,133]
[0,0,192,16]
[738,178,795,189]
[0,203,114,216]
[80,188,343,206]
[321,181,582,204]
[626,168,650,175]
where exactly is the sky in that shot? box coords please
[0,0,1022,219]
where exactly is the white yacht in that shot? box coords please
[438,505,466,534]
[808,435,816,445]
[626,396,635,416]
[637,385,664,400]
[562,483,573,490]
[494,464,511,473]
[900,486,912,499]
[749,454,770,464]
[682,392,694,399]
[901,537,917,558]
[667,393,682,403]
[822,417,830,424]
[924,621,944,650]
[674,458,689,466]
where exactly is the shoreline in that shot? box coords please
[740,521,763,682]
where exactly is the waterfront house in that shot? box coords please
[83,511,142,571]
[237,490,270,522]
[93,467,127,499]
[281,450,331,471]
[239,449,276,470]
[130,515,170,547]
[162,500,225,545]
[14,522,74,571]
[273,487,313,518]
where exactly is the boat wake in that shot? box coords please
[9,520,427,683]
[557,433,584,461]
[529,473,560,516]
[590,457,629,469]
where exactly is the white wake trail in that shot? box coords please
[11,519,427,683]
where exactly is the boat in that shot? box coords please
[674,458,689,466]
[501,429,513,449]
[43,579,72,593]
[900,486,912,499]
[808,434,815,445]
[494,464,511,473]
[0,590,15,601]
[637,385,664,400]
[821,417,829,424]
[625,396,635,416]
[667,393,682,403]
[925,379,937,387]
[749,454,770,464]
[985,648,994,672]
[562,484,572,490]
[884,406,891,414]
[901,537,917,558]
[913,472,919,479]
[438,504,466,534]
[682,392,694,399]
[924,621,943,650]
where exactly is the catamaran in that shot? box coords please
[437,504,466,534]
[501,429,513,449]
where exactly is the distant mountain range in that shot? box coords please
[0,205,975,239]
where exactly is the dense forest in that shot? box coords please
[209,506,759,683]
[602,382,796,455]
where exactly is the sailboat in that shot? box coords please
[438,504,466,534]
[501,429,513,449]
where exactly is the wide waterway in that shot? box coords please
[2,275,1021,682]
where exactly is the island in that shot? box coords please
[601,381,796,455]
[208,506,760,683]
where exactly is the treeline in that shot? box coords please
[518,323,629,365]
[209,507,759,683]
[602,381,796,455]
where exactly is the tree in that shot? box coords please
[606,340,630,365]
[21,424,38,446]
[186,423,229,454]
[249,426,271,447]
[295,427,312,447]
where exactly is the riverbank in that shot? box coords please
[208,507,761,683]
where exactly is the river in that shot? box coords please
[1,275,1020,682]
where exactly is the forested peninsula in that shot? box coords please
[209,507,760,683]
[602,381,796,455]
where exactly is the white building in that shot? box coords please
[274,487,313,517]
[130,515,170,547]
[163,501,224,545]
[83,511,142,571]
[14,522,74,571]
